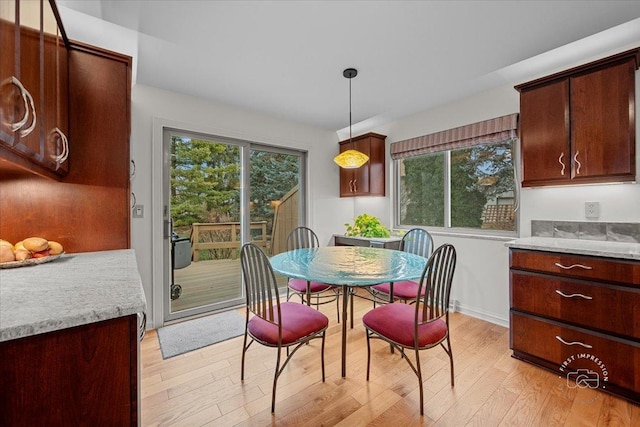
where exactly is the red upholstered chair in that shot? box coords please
[369,227,434,304]
[285,227,341,321]
[240,243,329,413]
[363,243,457,416]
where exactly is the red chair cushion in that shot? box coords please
[362,303,447,348]
[248,302,329,345]
[371,280,425,300]
[288,278,333,293]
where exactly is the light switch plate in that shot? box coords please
[133,204,144,218]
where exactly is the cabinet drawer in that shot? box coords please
[510,249,640,286]
[510,312,640,397]
[511,271,640,338]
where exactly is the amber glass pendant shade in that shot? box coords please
[333,149,369,168]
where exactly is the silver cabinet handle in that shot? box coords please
[348,179,353,192]
[555,290,593,300]
[1,76,35,135]
[131,159,136,179]
[51,127,69,163]
[556,335,592,348]
[353,178,357,193]
[574,151,581,175]
[558,152,565,176]
[554,262,592,270]
[14,77,37,136]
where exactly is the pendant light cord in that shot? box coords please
[349,76,353,147]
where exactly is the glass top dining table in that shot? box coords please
[270,246,427,377]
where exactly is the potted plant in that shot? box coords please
[344,214,391,238]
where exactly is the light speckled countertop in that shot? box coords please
[0,249,146,342]
[505,237,640,260]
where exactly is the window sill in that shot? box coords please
[394,227,517,242]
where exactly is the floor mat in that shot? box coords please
[157,310,245,359]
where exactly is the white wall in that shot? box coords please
[132,60,640,330]
[362,84,520,326]
[130,84,354,328]
[357,66,640,327]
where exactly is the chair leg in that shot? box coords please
[271,346,282,413]
[365,330,371,381]
[446,334,455,387]
[321,331,326,382]
[415,347,424,416]
[335,290,340,323]
[241,329,248,381]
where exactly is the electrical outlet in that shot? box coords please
[585,202,599,219]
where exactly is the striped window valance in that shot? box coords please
[390,113,518,160]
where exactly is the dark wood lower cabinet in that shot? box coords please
[511,312,640,401]
[509,248,640,404]
[0,315,139,426]
[334,234,401,249]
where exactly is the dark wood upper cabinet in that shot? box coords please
[339,132,386,197]
[0,0,69,179]
[516,48,639,187]
[0,2,132,253]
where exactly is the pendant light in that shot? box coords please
[333,68,369,169]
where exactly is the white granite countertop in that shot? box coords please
[0,249,147,342]
[505,237,640,260]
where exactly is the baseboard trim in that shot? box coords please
[452,303,509,328]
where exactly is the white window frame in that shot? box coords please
[393,142,519,239]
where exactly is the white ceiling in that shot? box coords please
[57,1,640,134]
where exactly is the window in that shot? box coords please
[393,114,518,234]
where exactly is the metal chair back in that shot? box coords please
[415,243,457,324]
[240,243,280,325]
[401,228,433,258]
[287,226,320,250]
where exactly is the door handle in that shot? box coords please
[558,152,565,176]
[164,219,173,239]
[573,151,582,175]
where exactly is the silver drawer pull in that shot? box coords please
[555,336,592,349]
[555,290,593,300]
[554,262,592,270]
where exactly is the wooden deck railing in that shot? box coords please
[190,222,269,261]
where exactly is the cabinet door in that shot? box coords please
[42,0,68,175]
[0,316,138,426]
[338,141,356,196]
[0,0,17,144]
[365,134,385,196]
[351,137,372,195]
[13,0,41,161]
[570,59,636,182]
[338,133,386,197]
[520,79,570,186]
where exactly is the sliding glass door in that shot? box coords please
[163,128,305,322]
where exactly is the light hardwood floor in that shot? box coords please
[141,291,640,426]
